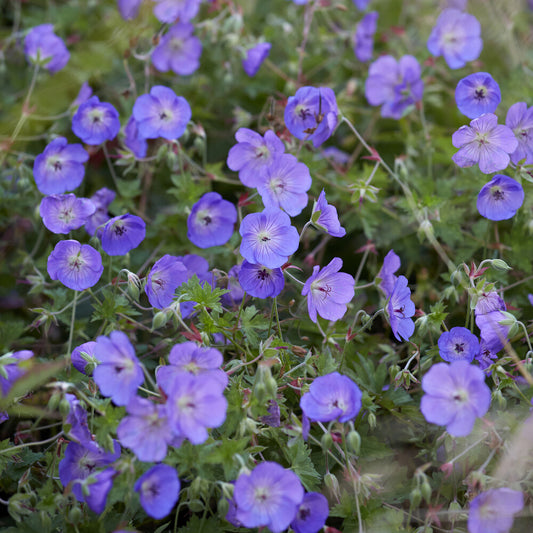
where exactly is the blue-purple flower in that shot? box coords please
[85,187,116,236]
[152,23,202,76]
[239,209,299,269]
[365,55,423,119]
[233,461,304,533]
[420,361,491,437]
[438,327,479,363]
[117,0,142,20]
[93,331,144,406]
[117,396,174,462]
[160,372,227,444]
[133,85,191,140]
[378,249,400,298]
[124,116,148,159]
[152,0,201,23]
[145,255,189,309]
[71,96,121,145]
[242,42,271,77]
[506,102,533,165]
[452,113,518,174]
[24,24,70,73]
[134,464,180,519]
[475,290,505,316]
[455,72,501,119]
[39,194,95,234]
[227,128,286,188]
[284,86,338,147]
[238,260,285,299]
[353,11,378,62]
[302,257,354,323]
[468,488,523,533]
[187,192,237,248]
[427,9,482,69]
[291,492,329,533]
[353,0,371,8]
[47,240,103,291]
[33,137,89,195]
[64,393,92,444]
[477,175,524,221]
[311,190,346,237]
[300,372,362,423]
[101,214,146,256]
[222,264,245,306]
[71,341,97,375]
[72,82,93,108]
[257,154,311,217]
[83,467,116,514]
[475,310,510,354]
[0,350,33,397]
[387,275,415,342]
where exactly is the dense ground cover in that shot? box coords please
[1,0,533,531]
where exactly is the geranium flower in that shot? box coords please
[256,154,311,217]
[302,257,355,323]
[239,209,299,269]
[134,464,180,519]
[311,190,346,238]
[387,275,415,341]
[152,0,202,23]
[427,8,482,69]
[476,174,524,221]
[123,116,148,159]
[505,102,533,165]
[187,192,237,248]
[117,0,142,19]
[377,249,400,298]
[85,187,116,236]
[438,327,479,363]
[72,96,121,145]
[452,113,518,174]
[242,42,271,77]
[291,492,329,533]
[455,72,501,119]
[467,488,523,533]
[47,240,103,291]
[237,260,285,298]
[233,462,304,533]
[145,254,189,309]
[101,214,146,256]
[353,11,378,62]
[300,372,362,423]
[39,194,95,234]
[71,341,97,375]
[24,24,70,73]
[0,350,33,396]
[420,361,491,437]
[33,137,89,195]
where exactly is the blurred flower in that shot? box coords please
[72,96,121,145]
[438,327,479,363]
[311,190,346,237]
[83,468,116,514]
[222,264,245,306]
[257,154,311,217]
[145,254,188,309]
[64,393,92,444]
[505,102,533,165]
[302,257,355,323]
[475,310,510,354]
[240,209,299,269]
[124,116,148,159]
[300,372,362,423]
[284,86,338,147]
[85,187,116,236]
[455,72,501,119]
[71,341,97,375]
[72,82,93,107]
[117,0,142,19]
[353,11,378,62]
[152,0,202,23]
[117,396,174,462]
[24,24,70,73]
[475,341,497,371]
[160,372,227,444]
[427,9,482,69]
[387,275,415,341]
[452,113,518,174]
[152,23,202,75]
[365,55,423,119]
[101,214,146,256]
[227,128,285,188]
[378,249,400,297]
[467,488,523,533]
[474,290,505,315]
[238,260,285,298]
[0,350,33,396]
[420,361,491,437]
[187,192,237,248]
[134,464,180,519]
[291,492,329,533]
[353,0,371,8]
[242,42,271,77]
[477,174,524,221]
[132,85,191,140]
[93,331,144,406]
[47,240,103,291]
[233,461,304,532]
[39,194,95,234]
[33,137,89,195]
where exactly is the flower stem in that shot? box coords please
[102,143,120,190]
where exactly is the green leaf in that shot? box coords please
[177,276,228,314]
[284,440,321,491]
[239,305,269,346]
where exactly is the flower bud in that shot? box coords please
[126,271,141,301]
[492,389,506,409]
[490,259,512,272]
[321,432,333,454]
[368,412,377,430]
[324,472,340,499]
[59,398,71,417]
[152,310,169,330]
[409,487,422,508]
[217,497,229,518]
[47,392,61,412]
[68,507,82,524]
[346,430,361,454]
[421,481,432,503]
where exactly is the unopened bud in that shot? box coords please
[321,432,333,453]
[59,398,71,417]
[346,430,361,454]
[368,412,377,430]
[324,472,340,499]
[68,507,82,524]
[492,389,506,409]
[409,487,422,508]
[126,271,141,301]
[217,497,229,518]
[152,311,168,330]
[491,259,512,272]
[421,481,432,503]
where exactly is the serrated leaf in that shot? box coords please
[284,439,321,491]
